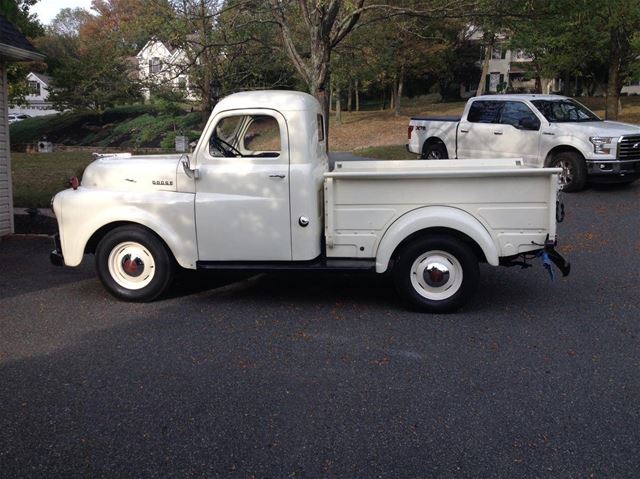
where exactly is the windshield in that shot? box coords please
[531,99,601,123]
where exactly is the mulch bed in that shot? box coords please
[13,214,58,235]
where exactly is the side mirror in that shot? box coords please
[518,117,540,131]
[181,155,199,179]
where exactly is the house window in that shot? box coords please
[28,81,40,96]
[177,76,187,90]
[513,49,530,61]
[491,46,502,60]
[149,57,162,74]
[489,72,500,92]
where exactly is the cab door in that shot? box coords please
[457,100,503,159]
[194,109,292,261]
[493,101,542,167]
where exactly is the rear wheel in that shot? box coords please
[95,225,175,302]
[550,151,587,192]
[422,141,449,160]
[393,235,479,313]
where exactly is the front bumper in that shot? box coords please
[50,234,64,266]
[586,158,640,177]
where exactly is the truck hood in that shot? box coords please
[81,153,183,192]
[558,120,640,137]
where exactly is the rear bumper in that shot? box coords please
[50,234,64,266]
[544,243,571,277]
[500,239,570,277]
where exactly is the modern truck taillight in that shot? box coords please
[408,125,414,140]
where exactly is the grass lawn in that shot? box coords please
[11,151,94,208]
[353,145,417,160]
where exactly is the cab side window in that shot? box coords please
[500,101,540,130]
[243,116,280,156]
[209,114,281,158]
[467,101,502,123]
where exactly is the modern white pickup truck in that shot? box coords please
[407,94,640,192]
[51,91,569,312]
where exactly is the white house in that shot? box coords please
[135,40,196,100]
[9,71,60,117]
[461,28,559,98]
[0,16,44,237]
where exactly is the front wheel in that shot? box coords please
[393,235,479,313]
[550,151,587,192]
[95,225,175,302]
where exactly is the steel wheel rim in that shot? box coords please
[410,250,463,300]
[557,159,574,186]
[107,241,156,290]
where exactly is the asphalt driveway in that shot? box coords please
[1,181,639,478]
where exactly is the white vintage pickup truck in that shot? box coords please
[51,90,569,312]
[407,94,640,192]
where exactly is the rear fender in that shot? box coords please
[375,206,500,273]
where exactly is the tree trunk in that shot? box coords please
[355,79,360,111]
[381,88,386,111]
[476,34,494,96]
[347,81,352,112]
[390,84,395,111]
[534,76,542,94]
[269,0,367,149]
[605,28,625,120]
[335,85,342,124]
[395,65,405,117]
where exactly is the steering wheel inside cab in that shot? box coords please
[210,136,242,157]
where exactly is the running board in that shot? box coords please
[196,258,376,272]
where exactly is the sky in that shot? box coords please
[31,0,94,25]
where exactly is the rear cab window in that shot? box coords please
[467,101,502,123]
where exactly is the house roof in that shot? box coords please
[0,15,43,61]
[137,39,177,58]
[28,72,52,85]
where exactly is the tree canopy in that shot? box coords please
[6,0,639,122]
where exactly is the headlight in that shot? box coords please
[589,136,617,154]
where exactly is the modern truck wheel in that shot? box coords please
[95,225,175,302]
[393,235,479,313]
[422,141,449,160]
[550,151,587,192]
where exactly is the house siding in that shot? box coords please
[0,61,14,236]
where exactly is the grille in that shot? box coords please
[618,135,640,161]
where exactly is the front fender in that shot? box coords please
[543,136,594,164]
[53,188,197,269]
[375,206,500,273]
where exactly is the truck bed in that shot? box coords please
[410,115,461,122]
[324,159,561,264]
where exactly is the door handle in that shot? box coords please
[459,129,469,133]
[269,174,286,179]
[543,131,555,136]
[493,131,503,135]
